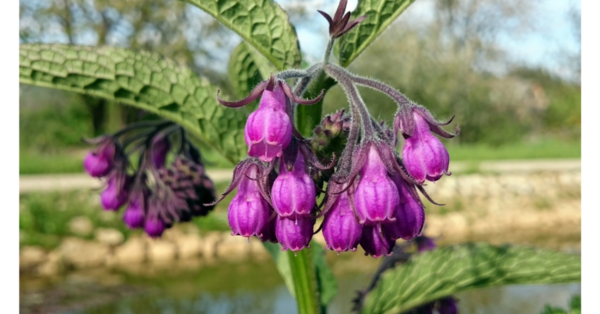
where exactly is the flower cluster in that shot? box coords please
[211,2,458,258]
[83,122,216,238]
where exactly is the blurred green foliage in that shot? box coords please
[539,295,580,314]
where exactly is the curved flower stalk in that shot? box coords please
[83,121,216,238]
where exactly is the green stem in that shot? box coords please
[323,39,335,65]
[288,248,321,314]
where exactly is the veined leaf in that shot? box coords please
[183,0,301,70]
[337,0,415,67]
[228,42,276,109]
[19,43,247,163]
[361,243,581,314]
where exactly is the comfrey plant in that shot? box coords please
[19,0,581,313]
[211,1,457,257]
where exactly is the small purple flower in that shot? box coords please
[414,235,437,252]
[100,177,128,211]
[84,140,115,177]
[123,195,145,229]
[151,135,171,168]
[359,224,395,258]
[275,216,314,252]
[323,190,362,253]
[354,145,399,225]
[245,83,292,162]
[228,166,271,238]
[383,175,425,241]
[402,110,450,183]
[145,216,165,238]
[271,154,316,219]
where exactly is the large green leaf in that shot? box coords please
[183,0,301,70]
[361,243,581,314]
[336,0,415,67]
[227,42,277,110]
[19,43,247,163]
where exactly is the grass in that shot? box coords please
[446,139,580,161]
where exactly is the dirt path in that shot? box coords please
[19,159,580,194]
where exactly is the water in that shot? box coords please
[20,254,580,314]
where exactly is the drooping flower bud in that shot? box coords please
[354,145,399,225]
[244,83,292,162]
[401,109,450,183]
[101,176,128,211]
[382,174,425,241]
[151,135,171,168]
[123,194,145,229]
[275,216,315,252]
[414,235,437,252]
[145,216,165,238]
[228,166,271,238]
[83,139,115,177]
[359,224,395,258]
[322,190,362,253]
[271,154,316,219]
[311,109,351,154]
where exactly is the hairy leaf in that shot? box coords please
[336,0,415,67]
[361,243,581,314]
[183,0,301,70]
[19,43,247,163]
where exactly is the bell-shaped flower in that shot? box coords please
[275,216,314,252]
[359,224,395,258]
[244,83,292,162]
[271,153,315,219]
[354,145,400,225]
[84,140,115,177]
[123,194,145,229]
[101,176,128,211]
[383,174,425,241]
[400,109,451,183]
[227,166,271,238]
[322,189,362,253]
[145,216,165,238]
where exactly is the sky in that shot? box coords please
[283,0,581,81]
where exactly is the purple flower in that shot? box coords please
[100,177,128,211]
[84,152,112,177]
[275,216,314,252]
[383,174,425,241]
[414,235,437,252]
[323,190,362,253]
[123,194,145,229]
[354,145,399,225]
[271,154,316,219]
[145,216,165,238]
[151,135,171,168]
[244,83,292,162]
[359,224,395,258]
[402,110,450,183]
[228,166,272,238]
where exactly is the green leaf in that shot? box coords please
[361,243,581,314]
[19,43,247,163]
[336,0,416,67]
[183,0,302,70]
[228,42,277,111]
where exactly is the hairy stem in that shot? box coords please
[323,39,335,65]
[288,248,322,314]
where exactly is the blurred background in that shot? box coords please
[19,0,581,313]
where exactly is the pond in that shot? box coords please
[20,249,580,314]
